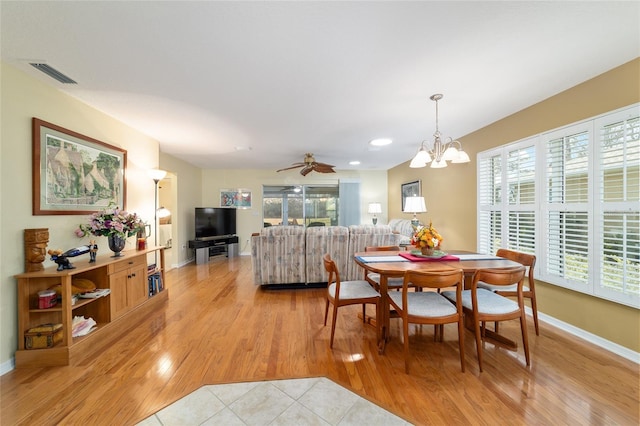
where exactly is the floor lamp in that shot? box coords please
[148,169,167,264]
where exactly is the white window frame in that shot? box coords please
[477,104,640,309]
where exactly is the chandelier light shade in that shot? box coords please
[367,202,382,225]
[403,196,427,227]
[410,94,470,169]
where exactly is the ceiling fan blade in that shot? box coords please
[300,166,314,176]
[315,162,335,168]
[276,163,305,172]
[313,164,336,173]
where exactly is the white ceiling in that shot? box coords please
[2,1,638,172]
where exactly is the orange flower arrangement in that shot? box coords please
[411,221,443,249]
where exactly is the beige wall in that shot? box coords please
[0,63,163,367]
[201,169,388,254]
[388,58,640,352]
[159,152,202,267]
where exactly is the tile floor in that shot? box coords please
[137,377,411,425]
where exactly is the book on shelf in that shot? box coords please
[148,272,164,296]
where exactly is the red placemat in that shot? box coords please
[399,251,460,262]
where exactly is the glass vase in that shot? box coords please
[108,234,126,257]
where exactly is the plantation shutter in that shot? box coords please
[506,145,536,254]
[478,154,502,255]
[544,128,590,288]
[596,112,640,303]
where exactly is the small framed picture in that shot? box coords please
[401,180,421,211]
[220,189,252,209]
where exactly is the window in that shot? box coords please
[262,185,339,227]
[478,104,640,308]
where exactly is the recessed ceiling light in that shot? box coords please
[349,160,361,165]
[369,138,392,146]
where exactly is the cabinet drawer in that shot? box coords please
[108,255,145,274]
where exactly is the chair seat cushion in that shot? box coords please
[366,273,404,288]
[328,280,380,301]
[442,288,519,315]
[388,291,457,317]
[476,281,530,293]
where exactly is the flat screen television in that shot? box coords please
[195,207,237,240]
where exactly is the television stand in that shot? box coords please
[189,236,239,264]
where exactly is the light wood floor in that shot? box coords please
[2,256,638,425]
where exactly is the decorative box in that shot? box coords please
[25,323,63,349]
[38,289,57,309]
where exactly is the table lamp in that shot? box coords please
[403,196,426,227]
[368,202,382,225]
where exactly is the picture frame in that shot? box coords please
[401,180,421,211]
[32,118,127,215]
[220,189,252,209]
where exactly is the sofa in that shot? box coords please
[251,224,402,286]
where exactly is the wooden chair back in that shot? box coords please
[495,248,539,335]
[472,266,526,295]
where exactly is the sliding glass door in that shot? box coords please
[262,185,339,227]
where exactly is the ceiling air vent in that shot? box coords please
[29,63,77,84]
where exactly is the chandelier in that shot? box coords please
[410,94,470,168]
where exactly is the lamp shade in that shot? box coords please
[157,207,171,218]
[368,202,382,214]
[148,169,167,182]
[403,196,427,213]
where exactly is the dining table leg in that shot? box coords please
[377,275,390,354]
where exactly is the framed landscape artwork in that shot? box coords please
[220,189,252,209]
[32,118,126,215]
[401,180,421,211]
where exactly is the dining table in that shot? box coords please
[353,249,523,354]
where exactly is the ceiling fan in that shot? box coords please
[276,153,336,176]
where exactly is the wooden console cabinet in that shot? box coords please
[14,247,167,368]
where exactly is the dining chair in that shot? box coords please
[388,269,466,373]
[443,266,529,372]
[478,249,539,335]
[363,245,403,290]
[323,253,381,348]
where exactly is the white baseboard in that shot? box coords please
[0,358,15,376]
[530,307,639,364]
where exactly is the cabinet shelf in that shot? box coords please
[29,306,63,313]
[15,246,167,367]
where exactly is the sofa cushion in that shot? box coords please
[251,226,306,285]
[306,226,350,284]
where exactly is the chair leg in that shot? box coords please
[362,304,366,323]
[473,314,484,372]
[457,318,466,372]
[329,304,339,348]
[520,313,531,366]
[324,299,330,326]
[403,318,410,374]
[530,296,540,336]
